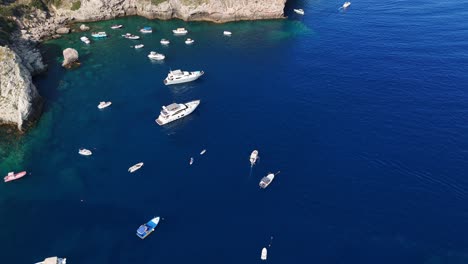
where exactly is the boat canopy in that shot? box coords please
[143,27,152,30]
[137,225,148,234]
[165,103,180,111]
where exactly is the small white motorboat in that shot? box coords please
[134,44,144,49]
[250,150,259,167]
[200,149,206,155]
[173,28,188,35]
[160,39,170,45]
[78,148,92,156]
[128,162,144,173]
[97,101,112,109]
[189,157,194,165]
[122,33,140,40]
[259,171,280,189]
[140,27,152,33]
[223,31,232,36]
[343,1,351,8]
[111,24,123,29]
[185,38,194,45]
[80,36,90,44]
[91,31,107,38]
[293,9,305,15]
[261,247,267,260]
[148,51,165,60]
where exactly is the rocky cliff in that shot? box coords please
[52,0,287,23]
[0,46,42,131]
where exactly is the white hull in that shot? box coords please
[79,149,92,156]
[343,2,351,8]
[98,101,112,109]
[200,149,206,155]
[148,53,165,60]
[294,9,305,15]
[261,248,267,260]
[80,37,90,44]
[135,44,144,49]
[128,162,144,173]
[250,150,259,166]
[164,71,204,85]
[160,40,170,45]
[259,174,275,189]
[156,100,200,126]
[223,31,232,36]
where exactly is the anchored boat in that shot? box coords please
[91,31,107,38]
[293,9,305,15]
[223,31,232,36]
[148,51,165,60]
[200,149,206,155]
[343,1,351,8]
[128,162,144,173]
[134,44,144,49]
[136,216,160,239]
[80,36,90,44]
[140,26,152,33]
[78,148,92,156]
[250,150,259,167]
[111,24,123,29]
[35,256,67,264]
[185,38,194,45]
[4,171,27,183]
[261,247,267,260]
[98,101,112,109]
[122,33,140,40]
[173,27,188,35]
[163,69,204,85]
[259,171,280,189]
[155,100,200,125]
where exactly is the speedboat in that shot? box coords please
[223,31,232,36]
[293,9,304,15]
[189,157,194,165]
[78,148,92,156]
[134,44,144,49]
[185,38,194,45]
[4,171,27,183]
[173,27,188,35]
[91,31,107,38]
[140,27,152,33]
[343,1,351,8]
[148,51,165,60]
[261,248,267,260]
[136,216,160,239]
[160,39,170,45]
[111,24,123,29]
[155,100,200,126]
[122,33,140,40]
[128,162,144,173]
[80,36,90,44]
[259,171,280,189]
[163,69,204,85]
[250,150,259,167]
[35,256,67,264]
[200,149,206,155]
[97,101,112,109]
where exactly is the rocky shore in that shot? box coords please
[0,0,287,131]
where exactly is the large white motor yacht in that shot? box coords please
[155,100,200,126]
[163,69,204,85]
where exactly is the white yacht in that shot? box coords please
[35,256,67,264]
[343,1,351,8]
[293,9,305,15]
[148,51,165,60]
[134,44,144,49]
[128,162,144,173]
[98,101,112,109]
[160,39,170,45]
[111,24,123,29]
[80,36,90,44]
[91,31,107,38]
[250,150,259,167]
[200,149,206,155]
[185,38,194,45]
[173,28,188,35]
[259,171,280,189]
[223,31,232,36]
[122,33,140,40]
[189,157,194,165]
[163,69,204,85]
[79,148,92,156]
[140,27,152,33]
[155,100,200,126]
[261,248,267,260]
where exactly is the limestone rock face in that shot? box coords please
[62,48,79,68]
[56,27,71,34]
[0,46,42,130]
[53,0,287,23]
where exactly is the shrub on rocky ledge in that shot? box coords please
[71,0,80,10]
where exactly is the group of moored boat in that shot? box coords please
[250,150,280,189]
[293,1,351,16]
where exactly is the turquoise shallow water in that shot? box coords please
[2,0,468,263]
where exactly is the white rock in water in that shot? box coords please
[79,24,90,31]
[0,46,42,130]
[62,48,79,68]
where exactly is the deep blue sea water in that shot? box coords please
[2,0,468,263]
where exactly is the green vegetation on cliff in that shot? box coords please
[150,0,166,5]
[71,0,80,10]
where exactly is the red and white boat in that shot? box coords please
[4,171,27,183]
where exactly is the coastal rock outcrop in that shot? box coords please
[56,27,71,34]
[79,24,90,31]
[0,46,42,131]
[52,0,287,23]
[62,48,79,68]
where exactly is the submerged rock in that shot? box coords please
[0,46,42,131]
[79,24,90,31]
[62,48,80,68]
